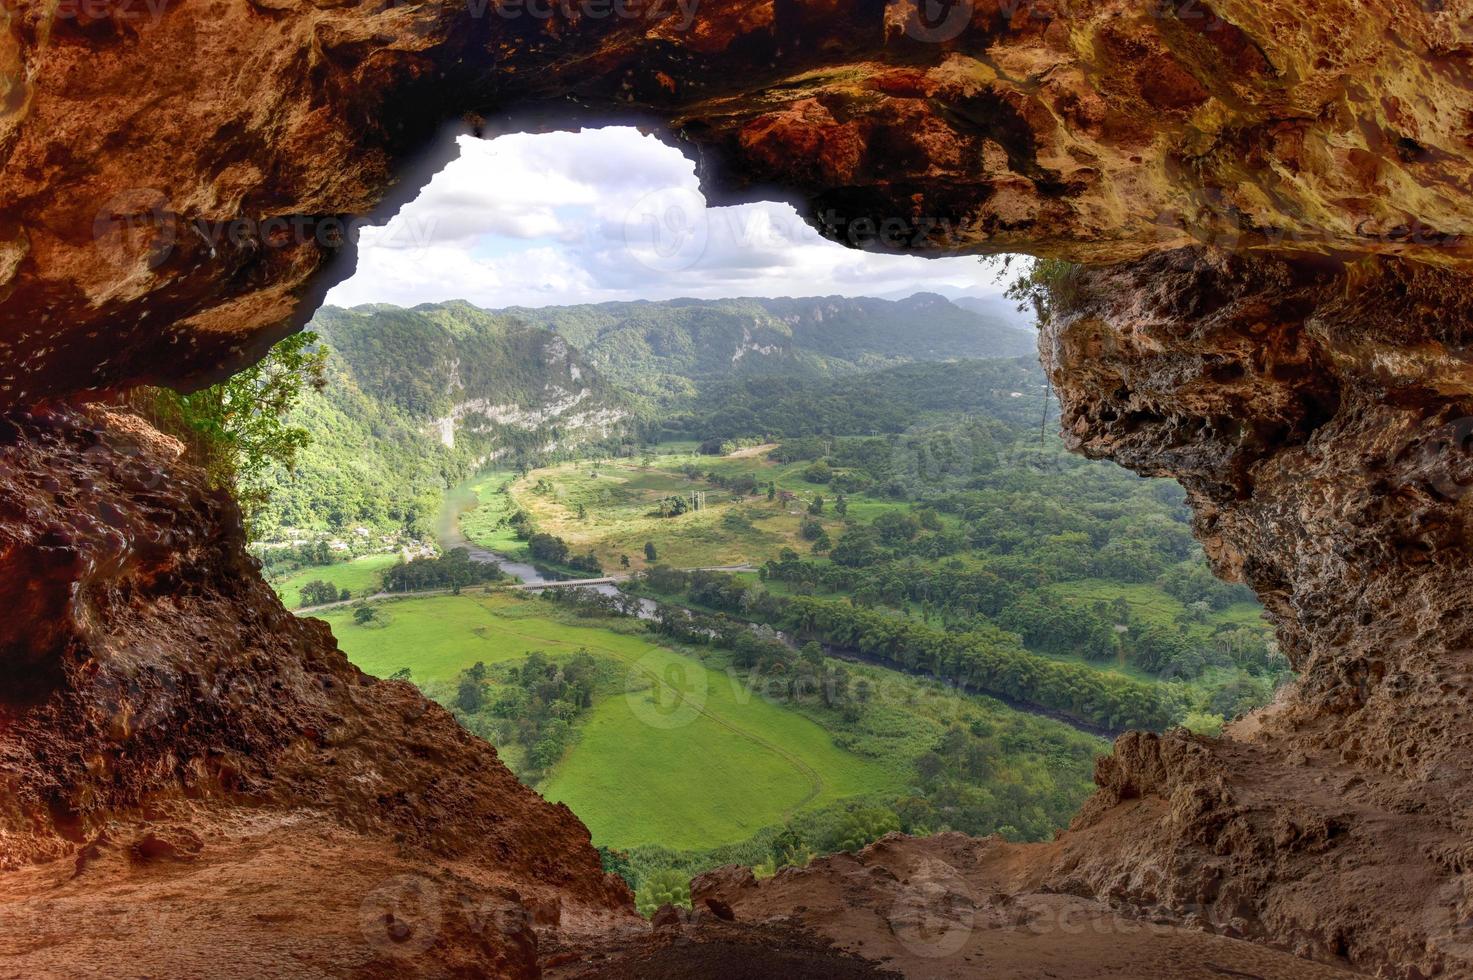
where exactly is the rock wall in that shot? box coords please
[1037,252,1473,975]
[3,0,1471,404]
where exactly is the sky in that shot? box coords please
[324,127,1015,310]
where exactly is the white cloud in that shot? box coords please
[326,127,1014,309]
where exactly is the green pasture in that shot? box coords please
[320,593,901,850]
[270,553,400,607]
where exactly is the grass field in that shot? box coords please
[457,446,853,572]
[452,469,526,554]
[316,593,542,682]
[270,553,400,607]
[320,593,902,850]
[1045,578,1267,632]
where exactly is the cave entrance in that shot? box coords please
[253,126,1282,908]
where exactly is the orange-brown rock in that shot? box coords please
[1037,251,1473,976]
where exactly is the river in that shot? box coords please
[437,481,558,585]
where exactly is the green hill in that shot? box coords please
[501,292,1035,407]
[255,304,632,537]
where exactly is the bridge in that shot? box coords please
[514,576,624,590]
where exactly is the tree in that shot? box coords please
[644,541,658,561]
[167,331,329,532]
[834,493,848,517]
[298,579,339,607]
[808,495,825,515]
[635,869,691,918]
[829,808,900,852]
[620,554,631,569]
[528,533,571,564]
[353,605,378,626]
[455,677,485,713]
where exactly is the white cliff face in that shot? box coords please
[429,387,628,449]
[730,324,784,364]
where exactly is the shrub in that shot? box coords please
[635,869,692,918]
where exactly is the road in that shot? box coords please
[294,565,759,614]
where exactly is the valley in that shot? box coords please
[257,293,1284,915]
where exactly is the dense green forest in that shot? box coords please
[251,295,1032,539]
[251,303,634,539]
[657,358,1045,442]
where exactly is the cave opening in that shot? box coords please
[221,125,1290,921]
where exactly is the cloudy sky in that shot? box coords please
[325,127,1013,310]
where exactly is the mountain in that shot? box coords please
[952,294,1033,330]
[255,303,631,536]
[312,302,627,447]
[667,358,1049,442]
[499,293,1035,406]
[259,295,1034,535]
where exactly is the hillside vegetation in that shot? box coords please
[505,293,1034,409]
[267,289,1283,908]
[253,303,632,538]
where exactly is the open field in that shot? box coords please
[460,447,853,572]
[320,593,902,850]
[1045,578,1266,632]
[270,553,401,607]
[452,469,525,554]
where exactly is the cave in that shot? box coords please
[4,0,1473,977]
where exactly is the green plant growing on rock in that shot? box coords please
[635,868,692,918]
[146,331,328,536]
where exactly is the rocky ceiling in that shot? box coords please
[4,0,1473,977]
[3,0,1471,405]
